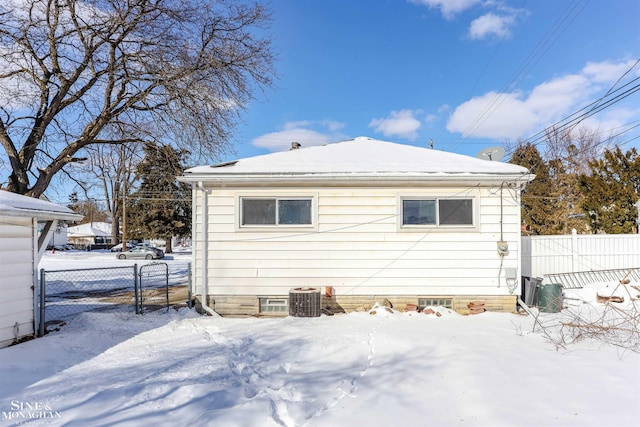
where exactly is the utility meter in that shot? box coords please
[497,241,509,256]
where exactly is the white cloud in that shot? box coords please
[323,120,346,132]
[283,120,312,130]
[526,74,590,122]
[369,110,422,140]
[468,13,515,40]
[409,0,482,19]
[252,121,346,151]
[445,59,640,141]
[411,1,528,41]
[583,59,640,83]
[424,113,437,124]
[447,91,537,139]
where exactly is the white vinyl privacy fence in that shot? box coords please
[522,231,640,280]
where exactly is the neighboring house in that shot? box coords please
[0,190,81,348]
[179,137,534,316]
[38,221,69,249]
[67,221,113,249]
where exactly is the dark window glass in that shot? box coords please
[278,199,312,224]
[439,199,473,225]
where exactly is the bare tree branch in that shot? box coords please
[0,0,275,197]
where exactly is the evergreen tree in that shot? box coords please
[579,147,640,234]
[509,143,555,235]
[128,145,191,253]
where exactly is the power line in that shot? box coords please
[505,81,640,158]
[446,0,589,152]
[522,78,640,148]
[566,57,640,134]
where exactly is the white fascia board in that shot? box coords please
[0,208,82,222]
[179,172,534,188]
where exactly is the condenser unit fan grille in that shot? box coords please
[289,287,321,317]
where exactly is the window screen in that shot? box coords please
[242,199,276,225]
[439,199,473,225]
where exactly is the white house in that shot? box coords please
[67,221,113,249]
[38,221,69,249]
[0,190,81,348]
[179,137,534,316]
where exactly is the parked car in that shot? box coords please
[116,245,164,260]
[110,242,135,252]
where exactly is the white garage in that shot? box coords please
[0,191,80,348]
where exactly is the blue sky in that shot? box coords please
[228,0,640,161]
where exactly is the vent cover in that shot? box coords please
[289,287,321,317]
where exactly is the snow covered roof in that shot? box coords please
[182,137,532,185]
[68,222,112,238]
[0,190,81,221]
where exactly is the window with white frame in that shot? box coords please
[240,197,313,227]
[401,197,474,227]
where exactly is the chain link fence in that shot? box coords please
[38,262,192,335]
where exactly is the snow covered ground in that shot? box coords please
[0,250,638,426]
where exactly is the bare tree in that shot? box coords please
[543,126,604,234]
[0,0,275,197]
[83,143,140,244]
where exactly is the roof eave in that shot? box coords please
[179,172,534,187]
[0,208,82,222]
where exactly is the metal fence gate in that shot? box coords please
[138,263,169,313]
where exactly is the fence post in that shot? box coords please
[165,264,169,310]
[571,229,578,272]
[134,264,140,314]
[188,262,192,309]
[38,268,46,337]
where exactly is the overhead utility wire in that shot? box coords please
[502,57,640,159]
[562,121,640,158]
[514,81,640,151]
[566,57,640,133]
[447,0,589,153]
[503,80,640,158]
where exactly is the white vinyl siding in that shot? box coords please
[192,185,522,298]
[0,217,35,348]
